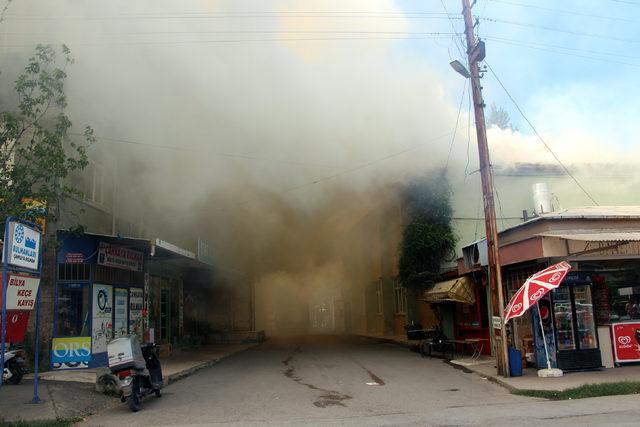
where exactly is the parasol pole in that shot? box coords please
[536,301,551,370]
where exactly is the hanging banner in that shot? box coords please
[1,274,40,311]
[611,322,640,363]
[91,284,113,354]
[97,242,143,272]
[4,221,41,271]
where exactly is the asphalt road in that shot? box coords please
[81,336,640,426]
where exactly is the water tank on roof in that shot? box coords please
[532,183,553,215]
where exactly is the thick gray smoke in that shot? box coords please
[6,1,632,336]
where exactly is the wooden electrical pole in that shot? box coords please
[461,0,510,377]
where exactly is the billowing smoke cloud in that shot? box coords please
[4,1,636,335]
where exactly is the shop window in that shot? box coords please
[376,279,383,315]
[58,263,91,281]
[56,283,90,337]
[394,279,407,314]
[83,160,105,206]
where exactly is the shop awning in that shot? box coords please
[423,276,475,305]
[537,229,640,242]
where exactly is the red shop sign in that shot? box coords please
[4,310,31,343]
[611,322,640,363]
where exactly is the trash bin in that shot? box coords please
[508,347,523,377]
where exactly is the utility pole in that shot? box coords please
[460,0,510,377]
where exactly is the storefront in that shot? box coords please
[52,231,147,369]
[423,276,490,354]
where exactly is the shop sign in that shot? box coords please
[4,310,31,343]
[197,237,214,266]
[492,316,502,330]
[3,221,41,271]
[2,274,40,311]
[155,238,195,259]
[97,242,143,272]
[51,337,91,370]
[64,252,85,264]
[611,322,640,363]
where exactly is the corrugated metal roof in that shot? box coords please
[537,206,640,219]
[538,229,640,242]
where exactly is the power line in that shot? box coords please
[610,0,640,5]
[445,79,468,170]
[481,17,640,44]
[486,37,640,67]
[5,30,461,36]
[486,36,640,61]
[488,0,640,24]
[484,62,600,206]
[72,133,345,169]
[0,35,457,49]
[3,12,462,21]
[439,0,466,59]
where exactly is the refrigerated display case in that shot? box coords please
[551,273,602,370]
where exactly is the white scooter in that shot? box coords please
[2,348,27,384]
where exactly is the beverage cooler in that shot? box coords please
[551,273,602,370]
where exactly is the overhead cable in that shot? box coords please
[484,62,600,206]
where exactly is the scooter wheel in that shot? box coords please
[127,393,141,412]
[128,378,142,412]
[7,365,23,385]
[154,389,162,398]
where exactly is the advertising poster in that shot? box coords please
[532,296,557,368]
[51,337,92,370]
[129,288,144,339]
[612,322,640,363]
[91,284,113,354]
[113,288,129,338]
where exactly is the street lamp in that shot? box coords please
[449,60,470,79]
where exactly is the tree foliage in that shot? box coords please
[398,171,457,289]
[488,102,516,131]
[0,44,94,224]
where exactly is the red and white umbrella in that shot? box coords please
[504,261,572,323]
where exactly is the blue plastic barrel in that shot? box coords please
[508,347,523,377]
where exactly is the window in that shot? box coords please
[83,160,105,206]
[394,279,407,314]
[56,283,90,337]
[376,279,383,315]
[58,263,91,281]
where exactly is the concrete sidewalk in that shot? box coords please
[360,332,640,393]
[460,359,640,392]
[2,342,260,423]
[27,342,258,385]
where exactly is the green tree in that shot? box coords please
[488,102,515,131]
[398,171,457,290]
[0,44,93,224]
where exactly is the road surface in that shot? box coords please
[81,335,640,426]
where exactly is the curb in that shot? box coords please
[165,343,260,385]
[446,360,520,393]
[355,334,413,349]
